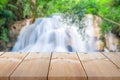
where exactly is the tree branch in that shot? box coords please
[98,15,120,26]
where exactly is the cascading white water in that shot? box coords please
[12,14,104,52]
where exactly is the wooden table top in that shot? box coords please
[0,52,120,80]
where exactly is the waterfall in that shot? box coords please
[13,14,116,52]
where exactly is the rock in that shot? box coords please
[93,15,102,39]
[10,18,34,38]
[7,43,12,48]
[105,32,120,51]
[0,40,6,51]
[9,20,27,50]
[10,19,27,37]
[0,40,13,51]
[9,18,34,51]
[32,0,36,4]
[85,14,102,39]
[94,40,104,51]
[112,26,120,37]
[94,27,102,39]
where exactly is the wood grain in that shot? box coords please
[48,52,87,80]
[77,52,120,80]
[103,52,120,68]
[10,52,51,80]
[0,52,28,80]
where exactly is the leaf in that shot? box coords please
[0,0,8,5]
[7,4,18,9]
[0,28,9,42]
[0,18,6,26]
[0,4,3,9]
[3,9,16,18]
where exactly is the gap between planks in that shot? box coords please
[10,52,52,80]
[48,52,87,80]
[76,52,88,80]
[77,52,120,80]
[0,52,29,80]
[1,52,119,80]
[102,52,120,69]
[8,52,30,80]
[47,52,53,80]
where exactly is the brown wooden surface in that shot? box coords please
[11,52,51,80]
[0,52,120,80]
[77,52,120,80]
[48,52,87,80]
[0,52,28,80]
[103,52,120,68]
[116,52,120,55]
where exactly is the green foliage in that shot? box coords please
[68,0,120,35]
[100,21,112,34]
[0,18,6,26]
[19,0,34,18]
[0,0,17,19]
[98,0,120,35]
[0,0,17,42]
[0,28,9,42]
[21,0,77,17]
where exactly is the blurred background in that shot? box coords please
[0,0,120,52]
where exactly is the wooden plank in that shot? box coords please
[10,52,51,80]
[77,52,120,80]
[0,52,28,80]
[0,52,4,56]
[116,52,120,56]
[48,52,87,80]
[103,52,120,68]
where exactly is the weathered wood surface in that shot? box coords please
[0,52,120,80]
[77,52,120,80]
[11,52,51,80]
[103,52,120,68]
[48,52,87,80]
[0,52,28,80]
